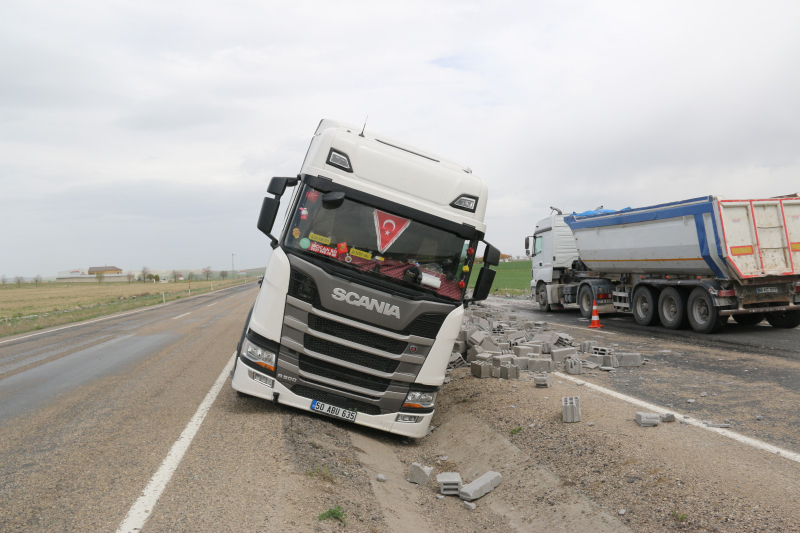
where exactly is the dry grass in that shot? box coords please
[0,278,255,338]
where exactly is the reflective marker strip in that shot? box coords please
[731,245,754,256]
[792,243,800,252]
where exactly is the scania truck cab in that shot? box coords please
[232,119,499,438]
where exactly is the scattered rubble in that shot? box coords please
[562,396,582,423]
[635,412,661,427]
[436,472,462,495]
[376,474,387,482]
[459,471,502,501]
[407,463,433,485]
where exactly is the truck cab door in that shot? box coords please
[531,232,554,284]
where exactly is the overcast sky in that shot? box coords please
[2,1,799,278]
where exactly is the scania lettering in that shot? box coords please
[330,288,401,317]
[232,119,499,438]
[525,196,800,334]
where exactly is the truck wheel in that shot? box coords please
[536,284,551,312]
[658,287,688,329]
[764,310,800,329]
[687,287,728,333]
[578,285,593,319]
[632,286,660,326]
[732,313,765,326]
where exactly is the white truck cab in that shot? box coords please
[526,210,579,310]
[232,119,500,438]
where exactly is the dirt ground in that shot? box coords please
[237,366,800,532]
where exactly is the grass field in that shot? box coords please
[469,260,531,296]
[0,278,255,338]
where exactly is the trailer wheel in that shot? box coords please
[658,287,688,329]
[632,285,660,326]
[764,310,800,329]
[578,285,593,319]
[536,283,551,312]
[687,287,727,333]
[732,313,765,326]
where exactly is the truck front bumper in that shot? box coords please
[231,353,434,438]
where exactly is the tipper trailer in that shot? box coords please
[232,119,500,437]
[525,196,800,333]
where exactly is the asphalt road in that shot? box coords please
[0,283,257,531]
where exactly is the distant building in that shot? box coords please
[88,266,122,275]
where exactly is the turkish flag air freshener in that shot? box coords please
[374,210,411,253]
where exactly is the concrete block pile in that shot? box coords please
[404,463,501,507]
[451,304,645,381]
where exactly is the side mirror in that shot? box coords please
[483,243,501,267]
[471,266,496,301]
[524,237,530,257]
[257,197,281,248]
[322,191,345,209]
[267,176,300,198]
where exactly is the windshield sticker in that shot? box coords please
[349,247,372,260]
[375,255,385,261]
[345,254,353,263]
[309,232,331,245]
[337,242,348,254]
[299,207,309,220]
[306,190,320,202]
[374,210,411,253]
[299,238,311,249]
[292,228,300,239]
[309,241,338,258]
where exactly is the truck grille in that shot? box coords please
[308,315,407,354]
[288,268,322,307]
[291,385,381,416]
[406,313,447,338]
[299,354,391,392]
[304,335,400,373]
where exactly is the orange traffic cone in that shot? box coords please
[588,299,603,328]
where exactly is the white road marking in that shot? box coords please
[0,283,253,346]
[546,322,616,335]
[206,302,218,307]
[555,372,800,464]
[171,313,191,320]
[116,354,236,533]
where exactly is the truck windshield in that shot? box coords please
[283,186,476,301]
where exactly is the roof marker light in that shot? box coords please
[327,148,352,173]
[450,195,478,213]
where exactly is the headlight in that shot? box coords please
[241,338,276,372]
[403,390,437,409]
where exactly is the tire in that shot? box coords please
[687,287,728,333]
[658,287,689,329]
[732,313,765,326]
[536,283,551,312]
[632,285,660,326]
[764,310,800,329]
[578,285,594,319]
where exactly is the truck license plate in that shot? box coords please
[756,287,778,294]
[597,299,612,304]
[310,400,357,422]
